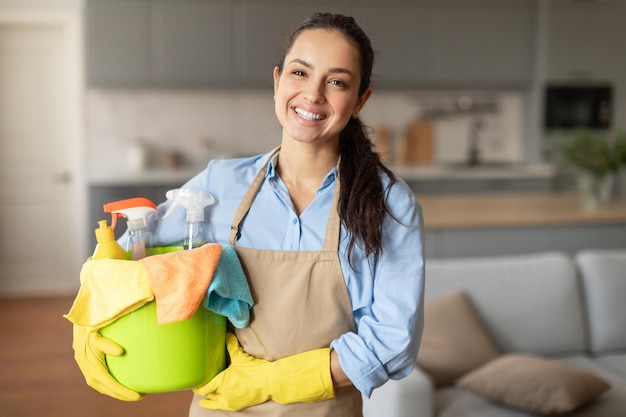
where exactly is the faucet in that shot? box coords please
[467,118,484,166]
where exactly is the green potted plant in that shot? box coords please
[560,128,626,210]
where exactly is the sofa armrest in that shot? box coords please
[362,367,435,417]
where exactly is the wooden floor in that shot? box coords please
[0,296,193,417]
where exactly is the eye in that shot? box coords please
[329,79,347,88]
[291,70,307,77]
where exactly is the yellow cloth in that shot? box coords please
[141,243,222,325]
[194,333,335,411]
[65,244,223,327]
[64,259,154,328]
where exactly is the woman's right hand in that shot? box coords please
[71,324,144,401]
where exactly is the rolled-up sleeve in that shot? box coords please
[331,179,425,398]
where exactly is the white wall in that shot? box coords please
[85,88,526,174]
[85,89,279,173]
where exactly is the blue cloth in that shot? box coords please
[203,245,253,329]
[139,149,425,398]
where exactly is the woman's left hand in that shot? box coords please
[194,333,335,411]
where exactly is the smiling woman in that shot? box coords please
[272,28,372,214]
[70,12,425,417]
[273,29,369,151]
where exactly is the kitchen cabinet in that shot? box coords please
[407,177,554,195]
[352,6,430,87]
[232,2,353,87]
[546,2,625,82]
[86,0,150,85]
[86,0,233,87]
[427,2,535,87]
[85,0,537,89]
[354,1,535,88]
[426,223,626,259]
[152,1,232,85]
[420,193,626,258]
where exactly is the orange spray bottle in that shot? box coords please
[103,197,158,260]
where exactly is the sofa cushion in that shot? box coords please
[416,291,500,387]
[576,249,626,354]
[437,355,626,417]
[456,353,610,416]
[595,353,626,380]
[425,252,587,355]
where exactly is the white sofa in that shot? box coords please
[363,249,626,417]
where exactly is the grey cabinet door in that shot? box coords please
[86,0,150,86]
[547,3,623,81]
[151,1,233,86]
[232,3,354,88]
[435,227,554,258]
[428,3,535,86]
[353,5,430,88]
[425,224,626,259]
[86,0,537,89]
[87,0,233,87]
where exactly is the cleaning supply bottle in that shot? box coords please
[163,188,215,250]
[103,197,158,260]
[92,220,126,260]
[100,193,225,393]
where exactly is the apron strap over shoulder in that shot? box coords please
[229,147,280,246]
[323,177,341,253]
[229,146,342,254]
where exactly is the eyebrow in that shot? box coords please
[289,58,354,77]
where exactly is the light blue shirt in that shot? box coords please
[145,149,425,397]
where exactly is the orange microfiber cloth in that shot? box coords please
[140,243,222,325]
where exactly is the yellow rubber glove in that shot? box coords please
[72,324,144,401]
[194,333,335,411]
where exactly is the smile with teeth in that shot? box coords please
[294,107,327,121]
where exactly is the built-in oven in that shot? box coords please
[544,84,613,130]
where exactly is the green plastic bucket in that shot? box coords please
[100,246,226,393]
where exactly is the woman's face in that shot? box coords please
[273,28,371,148]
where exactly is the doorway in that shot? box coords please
[0,7,85,296]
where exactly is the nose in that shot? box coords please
[304,80,325,104]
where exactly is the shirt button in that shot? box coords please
[293,218,298,224]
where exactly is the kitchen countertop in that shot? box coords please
[88,167,202,186]
[420,193,626,230]
[392,163,555,181]
[89,163,556,186]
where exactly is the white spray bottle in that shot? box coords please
[103,197,158,260]
[163,189,215,250]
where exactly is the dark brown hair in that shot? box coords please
[277,12,396,265]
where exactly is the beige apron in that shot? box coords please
[189,151,363,417]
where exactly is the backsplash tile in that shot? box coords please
[85,89,280,172]
[85,88,525,173]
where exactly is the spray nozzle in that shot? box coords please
[163,189,215,223]
[103,197,158,231]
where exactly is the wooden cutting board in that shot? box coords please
[402,120,434,165]
[374,124,393,163]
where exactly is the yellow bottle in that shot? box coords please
[92,220,126,260]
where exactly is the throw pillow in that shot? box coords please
[416,291,500,387]
[456,353,611,416]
